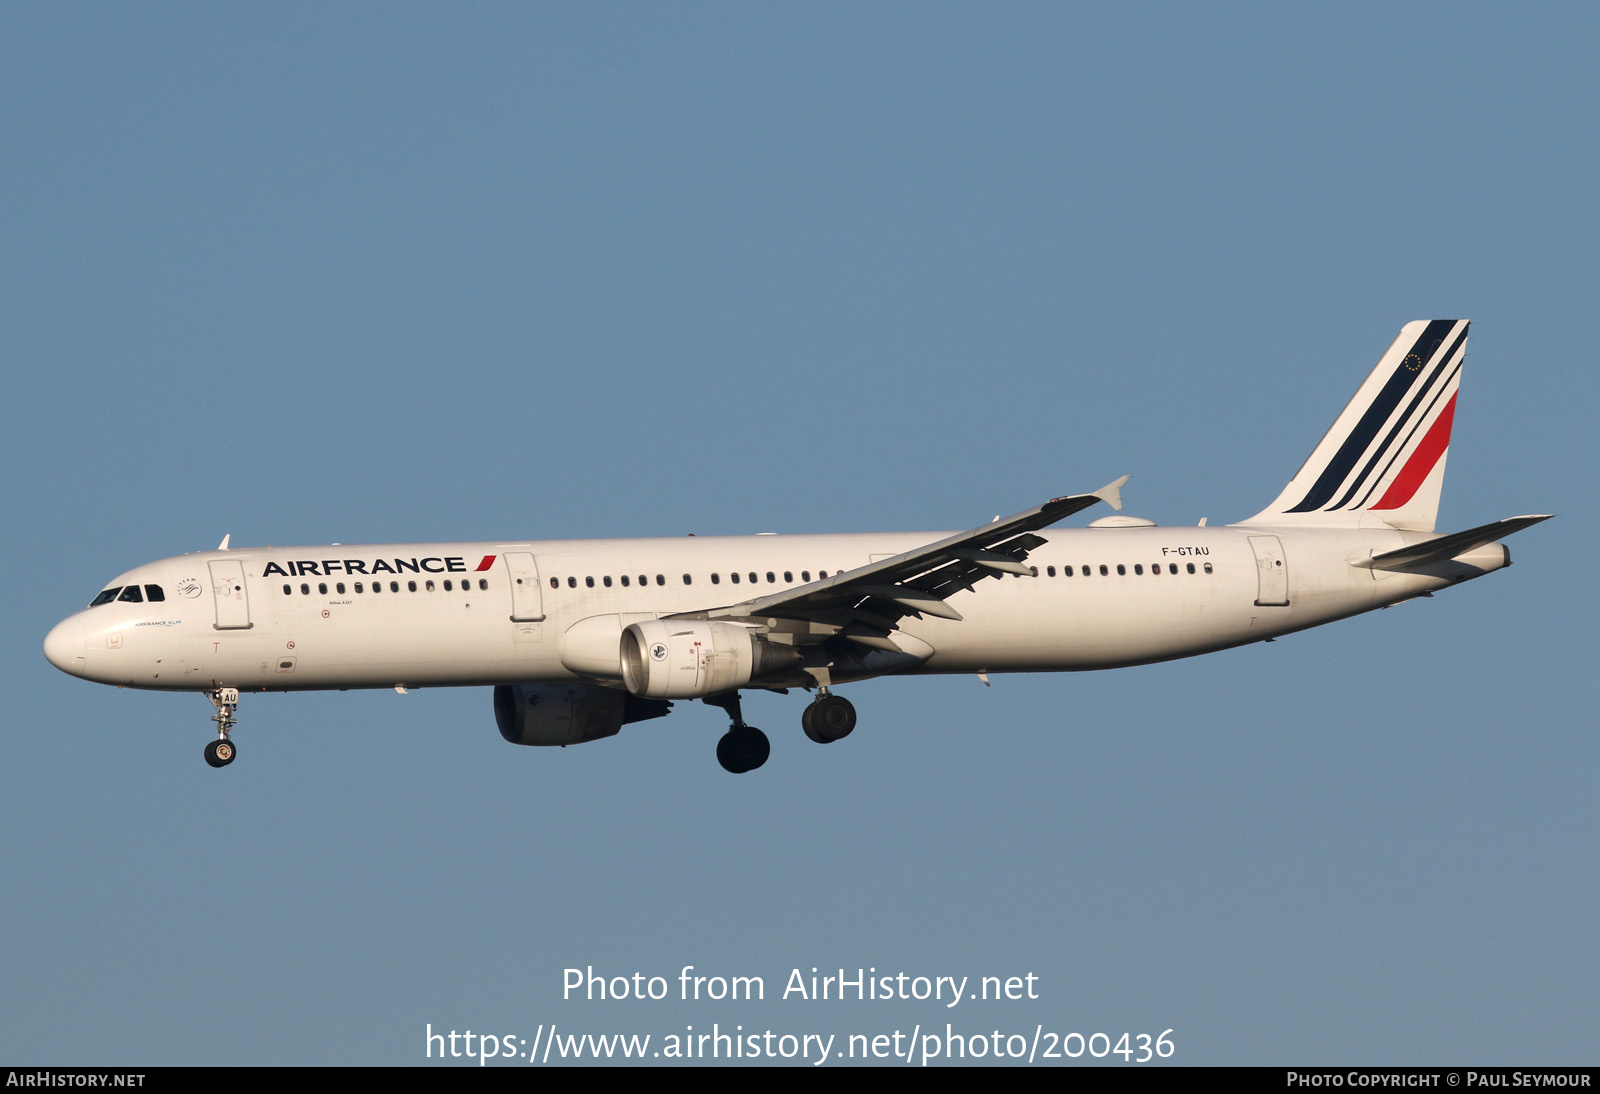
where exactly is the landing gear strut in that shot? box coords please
[802,691,856,744]
[704,692,769,774]
[204,687,239,768]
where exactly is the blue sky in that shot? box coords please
[2,3,1594,1065]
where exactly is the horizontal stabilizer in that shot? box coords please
[1358,514,1553,571]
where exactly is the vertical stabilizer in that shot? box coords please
[1236,320,1468,531]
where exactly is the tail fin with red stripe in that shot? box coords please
[1237,320,1468,531]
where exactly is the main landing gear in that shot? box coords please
[204,687,240,768]
[705,692,769,774]
[802,692,856,744]
[705,690,860,773]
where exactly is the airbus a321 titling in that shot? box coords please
[45,321,1550,773]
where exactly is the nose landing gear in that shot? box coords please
[204,687,239,768]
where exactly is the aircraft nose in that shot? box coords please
[44,617,87,676]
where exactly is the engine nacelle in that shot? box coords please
[620,619,798,699]
[494,683,669,747]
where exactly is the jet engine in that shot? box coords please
[620,619,799,699]
[494,683,670,747]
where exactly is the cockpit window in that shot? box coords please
[144,585,165,602]
[90,587,122,607]
[118,585,144,603]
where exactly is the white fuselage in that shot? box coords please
[43,523,1506,694]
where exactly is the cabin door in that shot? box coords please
[504,552,546,622]
[1248,535,1289,607]
[208,559,253,629]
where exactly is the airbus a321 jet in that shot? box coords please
[44,321,1550,773]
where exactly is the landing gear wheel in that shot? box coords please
[716,726,770,774]
[204,687,241,768]
[803,694,856,743]
[204,738,236,768]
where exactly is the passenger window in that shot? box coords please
[603,576,613,587]
[1186,563,1195,574]
[767,572,775,583]
[391,581,400,592]
[371,581,381,594]
[1116,564,1126,576]
[337,583,347,594]
[355,582,365,593]
[405,580,415,592]
[144,585,165,602]
[90,588,122,606]
[749,572,758,584]
[479,579,488,590]
[319,583,328,594]
[568,577,577,588]
[443,580,452,591]
[425,580,435,592]
[711,573,721,584]
[1169,564,1178,574]
[282,584,292,596]
[802,572,811,582]
[784,571,793,583]
[1134,565,1143,575]
[549,578,557,589]
[1099,565,1108,576]
[585,576,594,588]
[730,572,739,584]
[620,575,630,587]
[657,575,665,586]
[301,584,310,595]
[1203,563,1213,574]
[682,574,692,585]
[1030,566,1039,577]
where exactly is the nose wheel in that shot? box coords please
[704,692,769,774]
[204,687,240,769]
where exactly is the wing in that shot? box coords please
[675,477,1129,654]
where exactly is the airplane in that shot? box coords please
[43,320,1551,774]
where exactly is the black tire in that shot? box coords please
[801,702,829,744]
[204,739,236,768]
[812,695,857,742]
[716,726,770,773]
